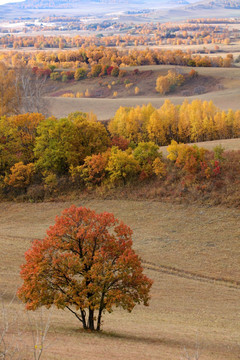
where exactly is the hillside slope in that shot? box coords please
[185,0,240,9]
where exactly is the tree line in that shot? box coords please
[2,46,234,71]
[0,101,239,203]
[1,21,234,49]
[108,100,240,144]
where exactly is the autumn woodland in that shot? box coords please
[0,1,240,359]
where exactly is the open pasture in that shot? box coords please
[0,200,239,359]
[45,65,240,119]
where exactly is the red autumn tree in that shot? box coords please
[18,205,152,331]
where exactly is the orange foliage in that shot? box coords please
[18,205,153,331]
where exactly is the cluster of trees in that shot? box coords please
[0,112,109,179]
[187,17,240,24]
[1,46,234,72]
[108,100,240,145]
[1,101,239,200]
[49,64,125,82]
[0,110,166,190]
[155,69,187,95]
[1,20,236,49]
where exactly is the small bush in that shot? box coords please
[74,68,87,81]
[76,92,84,98]
[43,173,58,194]
[5,162,35,189]
[91,64,102,77]
[135,86,140,95]
[50,72,61,81]
[85,89,91,97]
[61,93,75,98]
[189,69,198,78]
[61,74,68,82]
[125,83,133,89]
[213,144,225,161]
[27,184,45,201]
[193,86,206,95]
[119,70,127,78]
[152,158,167,178]
[111,67,119,77]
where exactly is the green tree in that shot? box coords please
[74,68,87,81]
[34,113,110,175]
[106,147,140,185]
[0,113,44,175]
[133,141,161,177]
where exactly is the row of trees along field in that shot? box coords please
[1,22,235,49]
[2,47,234,69]
[109,100,240,144]
[0,102,240,206]
[1,100,239,174]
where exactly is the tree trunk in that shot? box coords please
[88,308,95,331]
[97,291,105,331]
[81,309,87,330]
[96,308,103,331]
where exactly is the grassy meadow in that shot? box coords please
[0,199,240,360]
[45,65,240,119]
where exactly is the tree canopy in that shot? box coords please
[18,205,153,331]
[34,112,110,174]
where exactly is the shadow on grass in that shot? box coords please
[72,327,185,349]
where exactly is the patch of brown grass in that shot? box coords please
[0,200,240,359]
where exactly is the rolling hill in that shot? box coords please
[185,0,240,9]
[2,0,199,10]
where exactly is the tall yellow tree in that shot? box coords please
[147,110,167,145]
[178,100,191,143]
[158,100,179,141]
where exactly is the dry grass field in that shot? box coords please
[45,65,240,119]
[1,200,240,360]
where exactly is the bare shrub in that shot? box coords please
[27,185,45,202]
[0,293,52,360]
[182,90,191,96]
[193,86,206,95]
[16,67,47,115]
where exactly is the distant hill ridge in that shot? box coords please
[18,0,99,9]
[186,0,240,9]
[12,0,131,9]
[6,0,196,10]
